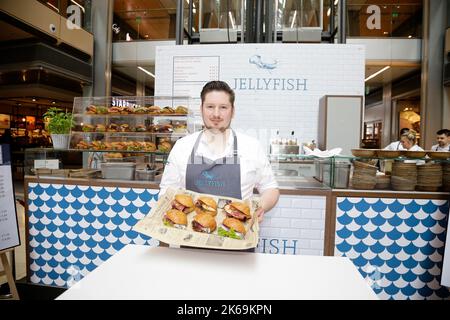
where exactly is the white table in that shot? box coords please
[57,245,378,300]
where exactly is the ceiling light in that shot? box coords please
[70,0,85,13]
[32,98,37,102]
[138,66,155,78]
[334,0,339,5]
[327,8,331,17]
[408,35,412,38]
[291,10,297,29]
[365,66,390,82]
[229,12,235,29]
[46,2,59,12]
[52,101,56,104]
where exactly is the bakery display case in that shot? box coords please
[70,96,193,153]
[25,96,195,181]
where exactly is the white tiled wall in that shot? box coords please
[155,44,365,152]
[256,194,326,256]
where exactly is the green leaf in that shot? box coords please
[43,107,74,134]
[218,227,242,239]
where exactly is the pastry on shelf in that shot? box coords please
[86,105,97,114]
[107,123,118,132]
[146,106,161,114]
[91,140,107,150]
[118,124,130,132]
[160,106,175,114]
[175,106,188,114]
[76,140,90,149]
[82,124,95,132]
[95,124,106,132]
[95,106,108,114]
[104,152,123,159]
[108,106,122,114]
[158,141,172,153]
[134,106,148,114]
[135,124,147,132]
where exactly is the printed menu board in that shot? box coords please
[0,144,20,252]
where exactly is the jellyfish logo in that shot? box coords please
[249,54,278,71]
[202,170,216,180]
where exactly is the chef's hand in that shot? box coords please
[256,207,265,223]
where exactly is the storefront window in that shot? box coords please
[198,0,242,30]
[279,0,323,29]
[347,1,422,38]
[398,98,421,143]
[113,0,184,41]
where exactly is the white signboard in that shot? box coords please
[0,164,20,252]
[34,159,60,170]
[155,44,365,151]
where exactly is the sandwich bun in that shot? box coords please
[164,209,187,226]
[175,194,194,208]
[222,218,246,235]
[192,213,217,233]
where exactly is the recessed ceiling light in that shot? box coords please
[32,98,36,102]
[52,101,56,104]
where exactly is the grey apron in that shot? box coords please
[185,130,242,199]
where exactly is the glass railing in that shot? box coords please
[347,3,422,38]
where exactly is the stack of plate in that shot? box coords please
[443,164,450,191]
[416,163,443,192]
[351,161,377,190]
[375,174,391,190]
[391,161,417,191]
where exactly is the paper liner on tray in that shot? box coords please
[133,187,260,250]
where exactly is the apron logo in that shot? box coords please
[195,170,225,188]
[202,170,216,180]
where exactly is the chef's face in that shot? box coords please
[400,136,414,150]
[436,133,448,147]
[201,90,234,133]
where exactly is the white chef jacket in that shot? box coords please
[160,130,278,199]
[404,144,425,164]
[383,141,405,151]
[431,144,450,151]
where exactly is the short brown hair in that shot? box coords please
[200,81,235,107]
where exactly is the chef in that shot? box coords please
[431,129,450,151]
[160,81,280,222]
[383,128,410,150]
[400,129,424,151]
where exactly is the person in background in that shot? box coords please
[0,128,13,145]
[383,128,410,150]
[400,129,424,151]
[431,129,450,151]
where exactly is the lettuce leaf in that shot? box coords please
[163,219,173,227]
[218,227,242,240]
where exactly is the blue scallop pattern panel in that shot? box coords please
[335,197,450,300]
[27,183,160,287]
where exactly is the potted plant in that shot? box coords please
[43,107,75,149]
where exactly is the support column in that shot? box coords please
[382,83,392,148]
[420,0,447,148]
[175,0,184,45]
[91,0,113,97]
[338,0,346,43]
